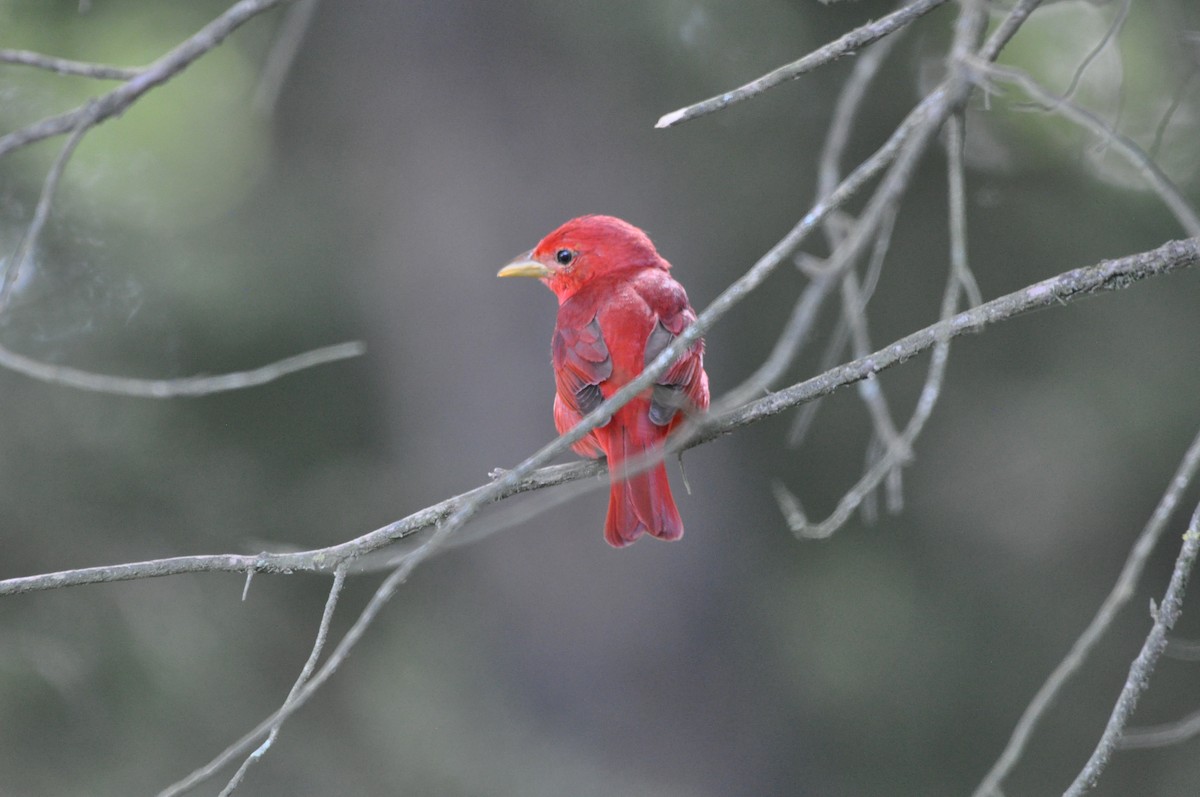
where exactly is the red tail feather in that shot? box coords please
[603,424,683,548]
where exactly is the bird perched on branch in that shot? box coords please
[498,215,710,547]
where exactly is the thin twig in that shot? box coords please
[168,0,969,584]
[654,0,950,128]
[1119,706,1200,750]
[5,237,1196,598]
[787,207,896,448]
[1164,637,1200,661]
[945,113,982,307]
[777,110,976,539]
[252,0,321,115]
[160,560,412,797]
[969,58,1200,237]
[786,319,849,447]
[0,459,600,597]
[0,105,96,310]
[817,16,907,200]
[789,21,902,449]
[840,268,909,460]
[714,270,837,410]
[972,426,1200,797]
[767,37,978,496]
[711,237,1200,437]
[0,49,142,80]
[217,566,346,796]
[0,340,364,398]
[977,0,1046,63]
[168,505,496,796]
[1149,67,1194,161]
[1058,0,1130,103]
[815,14,905,461]
[0,0,289,160]
[0,1,357,398]
[713,50,934,413]
[1064,501,1200,796]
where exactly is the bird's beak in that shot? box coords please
[497,250,553,279]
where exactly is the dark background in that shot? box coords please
[2,1,1200,795]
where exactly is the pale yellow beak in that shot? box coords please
[497,250,553,279]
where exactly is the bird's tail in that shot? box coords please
[604,424,683,548]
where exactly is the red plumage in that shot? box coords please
[499,216,710,547]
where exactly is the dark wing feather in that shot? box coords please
[644,305,708,427]
[552,316,612,417]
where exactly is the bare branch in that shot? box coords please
[972,425,1200,797]
[840,265,909,460]
[1058,0,1131,103]
[777,110,975,539]
[1119,705,1200,750]
[654,0,950,129]
[969,58,1200,237]
[787,207,897,449]
[325,0,993,566]
[0,340,364,398]
[0,1,364,400]
[161,552,421,797]
[253,0,321,115]
[977,0,1046,63]
[217,566,346,796]
[1064,501,1200,796]
[5,237,1196,598]
[712,47,933,413]
[816,16,907,199]
[0,49,141,80]
[0,459,597,596]
[0,104,95,309]
[945,113,982,307]
[1164,637,1200,661]
[787,23,902,448]
[709,237,1200,437]
[0,0,288,160]
[804,12,913,468]
[1149,67,1195,161]
[714,270,837,411]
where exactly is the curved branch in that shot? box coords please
[654,0,950,129]
[0,0,288,160]
[1064,500,1200,796]
[1119,705,1200,750]
[4,237,1195,598]
[969,58,1200,237]
[0,49,141,80]
[972,423,1200,797]
[0,340,365,398]
[0,104,96,309]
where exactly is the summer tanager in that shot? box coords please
[498,215,710,547]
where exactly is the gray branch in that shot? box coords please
[0,49,141,80]
[4,237,1195,599]
[973,424,1200,797]
[0,340,365,398]
[0,0,289,159]
[1064,500,1200,796]
[0,0,365,401]
[654,0,950,128]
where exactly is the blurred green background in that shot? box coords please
[2,1,1200,795]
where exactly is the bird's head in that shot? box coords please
[498,215,667,302]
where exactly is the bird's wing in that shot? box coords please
[641,279,710,426]
[552,314,611,458]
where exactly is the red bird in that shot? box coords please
[498,215,710,547]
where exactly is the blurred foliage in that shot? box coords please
[1,1,1199,796]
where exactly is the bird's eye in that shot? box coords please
[555,249,574,266]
